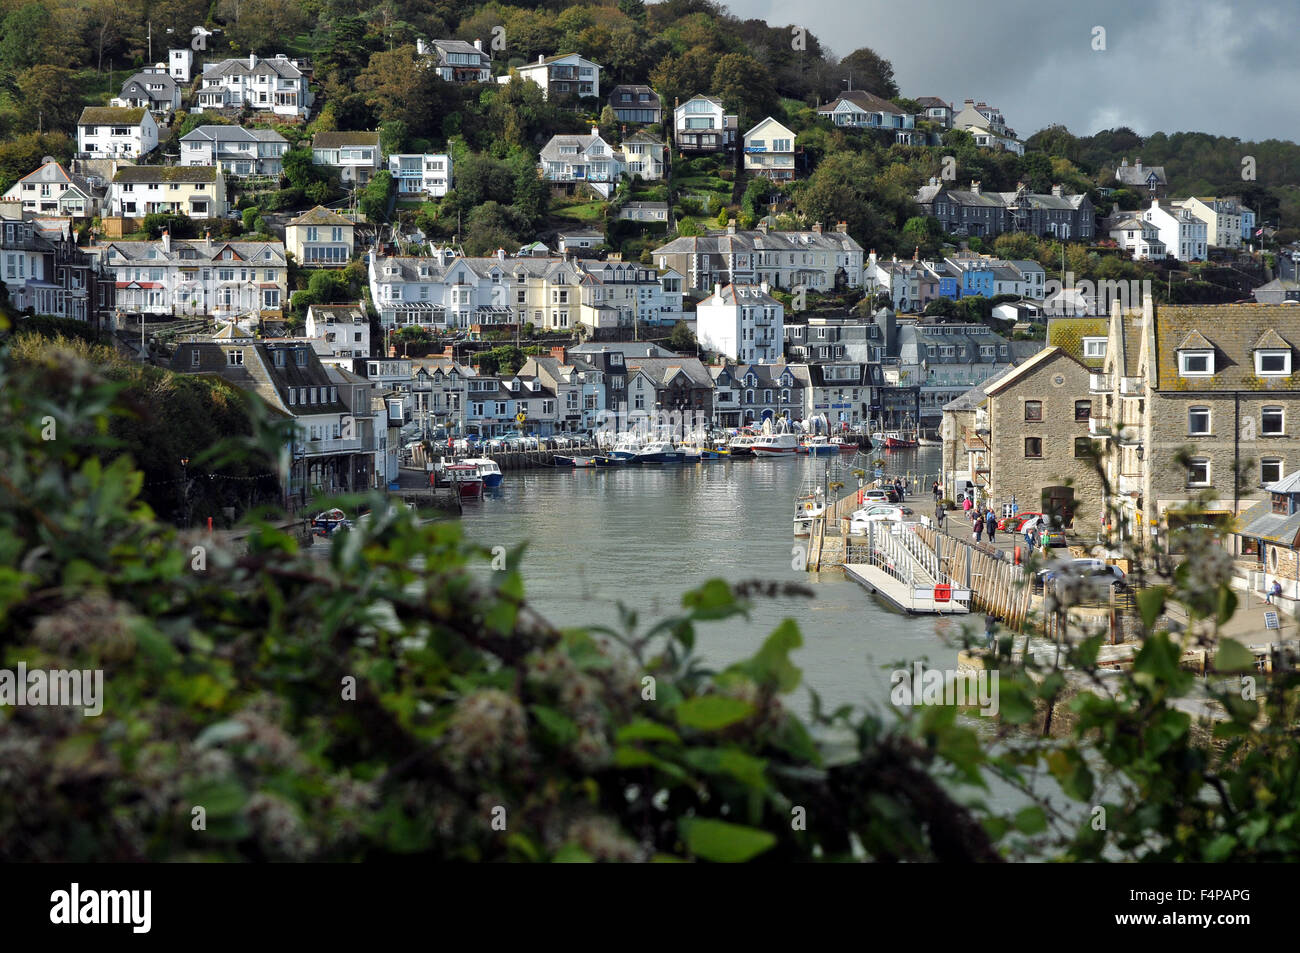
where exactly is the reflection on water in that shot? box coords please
[459,449,966,716]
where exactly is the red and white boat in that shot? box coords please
[832,436,860,453]
[752,433,800,455]
[443,463,484,498]
[872,430,918,451]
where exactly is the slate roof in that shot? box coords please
[8,160,99,196]
[203,56,304,79]
[1047,317,1109,367]
[1153,304,1300,391]
[653,228,863,256]
[816,89,907,116]
[180,125,288,144]
[1115,161,1167,187]
[701,283,782,308]
[288,205,354,227]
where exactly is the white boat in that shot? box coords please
[798,435,838,456]
[633,440,685,464]
[752,433,800,455]
[728,433,758,457]
[608,433,642,462]
[461,457,503,487]
[793,491,826,537]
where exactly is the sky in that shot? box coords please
[722,0,1296,142]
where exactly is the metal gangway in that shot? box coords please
[844,521,971,614]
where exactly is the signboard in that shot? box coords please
[1265,611,1280,630]
[515,412,527,424]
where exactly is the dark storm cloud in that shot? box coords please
[722,0,1298,141]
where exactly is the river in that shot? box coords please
[459,447,962,717]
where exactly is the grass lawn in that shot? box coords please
[551,200,608,223]
[674,174,730,191]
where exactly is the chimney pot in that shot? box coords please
[538,54,545,64]
[474,38,483,52]
[249,52,257,70]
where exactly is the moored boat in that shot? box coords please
[592,455,623,467]
[462,457,503,487]
[728,433,757,457]
[311,508,352,537]
[633,440,685,464]
[752,433,800,455]
[799,435,838,456]
[793,492,826,537]
[444,463,484,498]
[872,430,918,450]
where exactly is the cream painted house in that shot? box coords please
[742,117,796,182]
[108,165,227,219]
[285,206,355,267]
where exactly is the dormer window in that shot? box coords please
[1179,350,1214,376]
[1256,349,1291,376]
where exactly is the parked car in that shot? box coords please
[999,511,1044,532]
[848,504,915,533]
[1037,558,1126,588]
[861,488,896,506]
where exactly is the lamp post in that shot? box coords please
[180,456,190,527]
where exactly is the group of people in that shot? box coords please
[966,502,1000,544]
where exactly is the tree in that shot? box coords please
[16,66,82,134]
[900,216,942,258]
[669,320,695,353]
[282,148,318,190]
[711,52,776,127]
[355,46,446,136]
[598,104,619,142]
[837,47,899,99]
[648,48,714,112]
[359,171,394,223]
[0,131,73,196]
[0,3,55,75]
[220,0,308,51]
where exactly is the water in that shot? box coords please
[459,447,971,716]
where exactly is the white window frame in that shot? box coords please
[1188,406,1211,436]
[1187,457,1211,487]
[1179,350,1214,376]
[1261,457,1284,485]
[1262,406,1285,436]
[1255,349,1291,376]
[1082,337,1107,358]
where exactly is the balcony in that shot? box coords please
[1116,426,1140,446]
[1119,376,1143,396]
[1118,474,1141,496]
[1089,373,1112,393]
[299,436,364,456]
[1088,416,1112,437]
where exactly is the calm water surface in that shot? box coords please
[460,448,967,716]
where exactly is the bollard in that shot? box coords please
[207,516,213,533]
[1013,544,1020,565]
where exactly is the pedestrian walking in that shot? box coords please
[935,503,946,529]
[985,612,998,650]
[932,479,941,501]
[985,509,997,543]
[962,494,972,514]
[973,511,983,543]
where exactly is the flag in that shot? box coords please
[1256,228,1264,236]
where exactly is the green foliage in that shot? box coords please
[668,320,696,353]
[141,214,199,240]
[359,171,395,223]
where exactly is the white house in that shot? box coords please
[1176,196,1243,249]
[311,131,382,186]
[76,107,159,159]
[695,282,784,363]
[952,99,1023,154]
[815,89,916,143]
[539,129,625,198]
[387,153,453,198]
[306,302,370,358]
[416,38,492,82]
[742,116,796,182]
[195,53,313,118]
[674,95,737,154]
[502,53,601,100]
[180,125,289,177]
[112,68,182,114]
[1143,199,1207,261]
[95,234,288,318]
[367,249,511,330]
[1,159,103,218]
[1109,215,1167,261]
[168,48,193,83]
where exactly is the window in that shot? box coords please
[1262,458,1283,485]
[1179,350,1213,376]
[1256,349,1291,376]
[190,350,200,367]
[1025,400,1043,421]
[1025,437,1043,458]
[1083,337,1107,358]
[226,349,243,366]
[1074,437,1092,457]
[1187,457,1210,486]
[1262,406,1284,435]
[1074,400,1091,421]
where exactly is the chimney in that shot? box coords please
[835,221,847,234]
[161,229,170,254]
[757,220,768,234]
[474,38,483,52]
[713,282,721,298]
[1051,184,1063,198]
[1120,156,1128,168]
[970,180,980,195]
[538,54,545,64]
[1135,158,1143,173]
[249,52,257,70]
[591,125,600,137]
[389,344,397,357]
[811,222,822,234]
[550,346,567,362]
[443,345,454,357]
[726,220,736,235]
[760,280,770,296]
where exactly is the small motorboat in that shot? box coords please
[553,455,577,468]
[608,434,641,463]
[443,463,484,499]
[832,437,860,454]
[571,456,597,468]
[633,440,685,464]
[728,433,757,457]
[592,455,623,467]
[462,457,503,487]
[872,430,918,450]
[799,436,839,456]
[311,508,353,537]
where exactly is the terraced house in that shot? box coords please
[653,222,863,294]
[95,233,287,319]
[180,125,289,177]
[108,165,227,219]
[1,215,111,323]
[915,180,1094,240]
[1089,301,1300,548]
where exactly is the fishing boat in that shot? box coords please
[444,463,484,498]
[798,435,839,456]
[752,433,800,456]
[462,457,503,487]
[832,436,861,454]
[633,440,685,464]
[570,456,597,468]
[311,508,353,537]
[871,429,918,450]
[793,491,826,538]
[607,433,642,463]
[592,455,623,467]
[552,454,577,468]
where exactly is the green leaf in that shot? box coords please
[530,705,578,745]
[681,578,741,620]
[674,695,754,732]
[729,619,803,693]
[1014,805,1047,834]
[682,747,768,788]
[186,780,248,819]
[1137,585,1168,632]
[552,842,594,863]
[195,720,250,749]
[615,719,682,746]
[1214,637,1256,673]
[681,818,776,862]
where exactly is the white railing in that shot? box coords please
[1089,373,1112,393]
